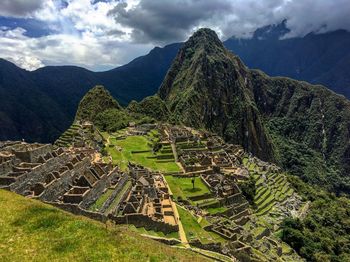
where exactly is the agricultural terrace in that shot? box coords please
[105,129,180,173]
[177,205,224,244]
[165,175,227,215]
[242,156,295,217]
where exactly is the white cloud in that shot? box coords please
[111,0,350,42]
[0,25,152,71]
[0,0,152,71]
[1,0,349,70]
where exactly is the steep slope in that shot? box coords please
[0,59,69,142]
[225,25,350,98]
[251,71,350,193]
[159,28,350,194]
[0,44,179,143]
[159,28,274,161]
[1,24,350,143]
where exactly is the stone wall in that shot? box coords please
[0,160,12,175]
[11,153,70,193]
[99,174,130,213]
[48,202,107,223]
[13,144,52,163]
[37,157,90,202]
[189,240,223,254]
[110,214,179,234]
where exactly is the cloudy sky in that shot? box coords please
[0,0,349,71]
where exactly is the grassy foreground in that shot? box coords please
[0,190,209,262]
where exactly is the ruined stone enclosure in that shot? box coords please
[0,123,305,262]
[0,140,178,235]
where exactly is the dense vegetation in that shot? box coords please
[0,189,208,262]
[159,28,350,196]
[159,28,274,162]
[281,176,350,261]
[127,95,170,121]
[239,175,256,206]
[0,44,179,143]
[75,85,156,133]
[255,72,350,195]
[75,85,122,122]
[94,109,132,132]
[1,23,350,143]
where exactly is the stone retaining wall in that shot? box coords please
[110,214,178,234]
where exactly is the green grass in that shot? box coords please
[128,225,179,240]
[106,180,132,215]
[0,190,209,262]
[165,176,211,201]
[194,198,219,208]
[177,205,224,244]
[107,135,180,173]
[205,206,229,215]
[89,189,114,211]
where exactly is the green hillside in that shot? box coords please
[0,190,209,262]
[75,85,122,122]
[159,28,350,195]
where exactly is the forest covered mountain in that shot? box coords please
[159,28,350,195]
[0,23,349,143]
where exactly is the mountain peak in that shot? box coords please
[190,28,221,41]
[184,28,224,51]
[158,28,274,161]
[75,85,121,122]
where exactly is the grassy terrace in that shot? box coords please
[0,190,209,262]
[107,180,132,215]
[165,176,211,201]
[177,205,224,244]
[243,157,297,217]
[106,133,180,173]
[128,225,180,240]
[205,206,229,215]
[89,189,114,211]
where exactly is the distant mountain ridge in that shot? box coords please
[225,22,350,98]
[0,23,349,142]
[0,43,179,142]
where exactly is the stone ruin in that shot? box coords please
[0,142,127,211]
[110,163,179,233]
[0,142,179,235]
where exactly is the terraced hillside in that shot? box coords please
[104,127,180,173]
[0,189,209,262]
[55,121,103,149]
[243,157,301,218]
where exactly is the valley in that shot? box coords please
[1,27,350,262]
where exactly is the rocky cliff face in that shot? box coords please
[159,28,274,161]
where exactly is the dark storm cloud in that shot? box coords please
[109,0,234,43]
[0,0,44,17]
[111,0,350,44]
